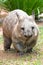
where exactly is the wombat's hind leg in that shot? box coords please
[3,35,12,51]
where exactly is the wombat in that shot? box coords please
[3,9,39,54]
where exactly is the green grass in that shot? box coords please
[0,35,3,44]
[0,0,43,15]
[0,26,43,65]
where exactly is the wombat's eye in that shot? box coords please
[21,27,24,31]
[32,26,34,30]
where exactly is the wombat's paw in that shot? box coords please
[4,47,10,51]
[26,48,33,53]
[18,52,24,56]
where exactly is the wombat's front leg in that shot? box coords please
[13,41,25,55]
[26,48,32,53]
[26,40,37,53]
[3,35,12,51]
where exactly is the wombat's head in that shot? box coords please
[16,12,39,39]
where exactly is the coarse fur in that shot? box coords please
[3,9,39,53]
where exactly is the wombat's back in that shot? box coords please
[3,9,29,37]
[3,10,18,37]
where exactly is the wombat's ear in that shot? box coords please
[16,12,24,22]
[32,11,35,20]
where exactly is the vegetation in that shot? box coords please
[0,0,43,16]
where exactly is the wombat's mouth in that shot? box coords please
[24,35,32,39]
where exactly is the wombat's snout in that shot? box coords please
[22,26,35,38]
[24,34,32,38]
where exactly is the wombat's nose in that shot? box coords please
[24,35,32,38]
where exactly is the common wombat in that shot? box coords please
[3,9,39,53]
